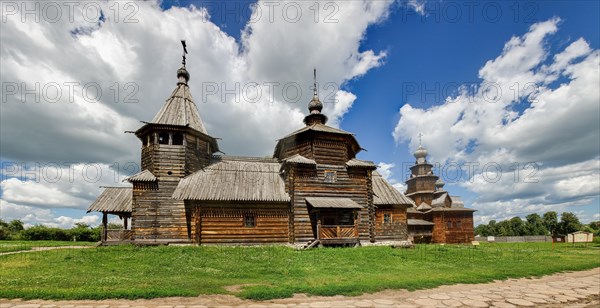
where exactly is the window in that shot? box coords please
[456,220,462,229]
[172,133,184,145]
[324,170,337,183]
[158,132,169,144]
[244,214,256,228]
[447,221,453,229]
[383,213,392,224]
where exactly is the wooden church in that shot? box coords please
[404,144,476,243]
[88,44,474,246]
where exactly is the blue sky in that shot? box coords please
[1,0,598,227]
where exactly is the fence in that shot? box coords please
[475,235,551,243]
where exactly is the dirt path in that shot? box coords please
[1,268,598,307]
[0,246,93,256]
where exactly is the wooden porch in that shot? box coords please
[318,225,360,245]
[305,197,364,247]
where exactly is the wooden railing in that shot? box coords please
[319,225,358,239]
[409,230,432,236]
[105,229,133,241]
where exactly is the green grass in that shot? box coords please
[0,242,598,300]
[0,240,96,253]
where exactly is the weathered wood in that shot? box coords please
[374,206,408,241]
[187,204,289,244]
[102,212,108,242]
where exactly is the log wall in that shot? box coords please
[289,164,371,243]
[131,179,189,241]
[189,203,289,244]
[432,212,474,244]
[374,206,408,241]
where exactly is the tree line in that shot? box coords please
[0,219,123,242]
[475,211,600,237]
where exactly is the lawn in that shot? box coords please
[0,240,97,253]
[0,242,598,300]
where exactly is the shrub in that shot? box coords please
[69,226,100,242]
[21,225,71,241]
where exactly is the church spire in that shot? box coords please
[148,40,207,134]
[313,67,318,97]
[177,40,190,84]
[413,133,428,164]
[304,68,328,126]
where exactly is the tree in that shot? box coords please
[475,224,490,236]
[73,222,90,229]
[8,220,24,233]
[543,211,558,235]
[106,222,123,230]
[525,213,548,235]
[487,220,498,235]
[0,220,7,240]
[509,217,525,236]
[496,220,513,236]
[558,212,581,235]
[588,221,600,236]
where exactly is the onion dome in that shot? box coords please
[303,68,328,125]
[308,95,323,114]
[177,66,190,84]
[413,145,428,159]
[435,178,445,189]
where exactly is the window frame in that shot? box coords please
[158,132,169,145]
[244,214,256,228]
[324,170,337,183]
[383,213,392,224]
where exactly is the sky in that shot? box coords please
[1,0,599,228]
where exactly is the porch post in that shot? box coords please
[194,206,201,244]
[123,216,129,230]
[102,212,108,242]
[354,210,359,237]
[317,213,321,240]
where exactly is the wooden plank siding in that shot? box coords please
[131,179,190,241]
[374,207,408,241]
[188,203,289,244]
[431,212,475,244]
[289,164,371,242]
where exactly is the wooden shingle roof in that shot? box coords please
[87,187,132,213]
[408,219,435,226]
[274,123,361,158]
[430,207,476,212]
[372,171,415,206]
[125,170,156,182]
[450,196,464,208]
[284,154,317,165]
[150,81,207,134]
[346,159,376,168]
[432,192,447,207]
[305,197,364,209]
[416,202,433,211]
[172,156,290,202]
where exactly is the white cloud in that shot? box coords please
[393,18,600,224]
[0,1,393,226]
[0,200,101,228]
[377,162,408,193]
[407,0,426,16]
